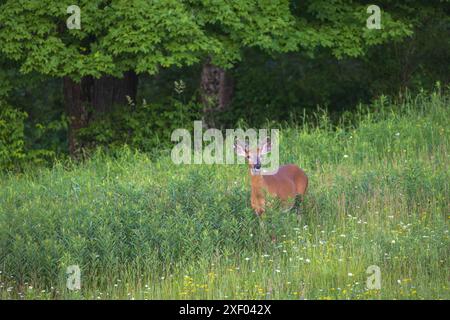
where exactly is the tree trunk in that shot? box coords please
[63,76,89,156]
[200,59,233,127]
[63,71,138,156]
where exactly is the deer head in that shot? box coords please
[234,139,271,175]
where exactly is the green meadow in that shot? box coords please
[0,92,449,300]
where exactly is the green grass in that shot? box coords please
[0,91,449,300]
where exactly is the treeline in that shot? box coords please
[0,1,449,170]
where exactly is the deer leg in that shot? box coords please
[280,197,296,213]
[253,205,265,232]
[294,194,303,220]
[253,206,265,216]
[251,195,265,217]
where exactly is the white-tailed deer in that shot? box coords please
[234,139,308,216]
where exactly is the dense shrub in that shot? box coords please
[0,102,57,171]
[0,102,27,170]
[78,97,202,153]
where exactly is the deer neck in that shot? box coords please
[250,173,266,196]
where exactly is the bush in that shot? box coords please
[0,102,57,171]
[78,97,202,152]
[0,102,27,170]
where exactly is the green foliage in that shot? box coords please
[0,0,448,166]
[0,61,13,99]
[0,101,60,171]
[25,116,68,157]
[0,0,414,80]
[220,2,450,127]
[0,92,448,299]
[0,102,27,170]
[78,97,202,152]
[290,0,414,58]
[0,0,302,79]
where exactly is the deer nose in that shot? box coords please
[254,163,261,170]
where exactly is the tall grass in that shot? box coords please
[0,91,449,299]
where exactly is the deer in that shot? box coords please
[234,138,308,217]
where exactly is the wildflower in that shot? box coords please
[305,259,311,263]
[348,273,353,277]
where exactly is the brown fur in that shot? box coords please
[249,164,308,216]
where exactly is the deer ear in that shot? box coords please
[259,139,271,155]
[234,140,247,157]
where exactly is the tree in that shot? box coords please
[0,0,414,153]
